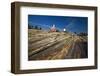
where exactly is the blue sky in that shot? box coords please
[28,15,88,33]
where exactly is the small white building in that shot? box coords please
[50,24,56,32]
[63,28,66,32]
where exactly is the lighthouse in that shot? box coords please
[50,24,56,32]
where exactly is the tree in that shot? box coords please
[40,27,42,30]
[56,29,60,32]
[78,32,87,36]
[28,24,33,29]
[35,25,38,29]
[74,32,77,34]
